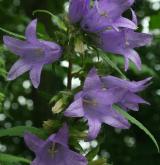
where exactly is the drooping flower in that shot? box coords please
[68,0,90,24]
[3,19,62,88]
[24,124,87,165]
[101,75,151,111]
[98,29,152,71]
[97,9,152,71]
[81,0,136,32]
[64,68,130,140]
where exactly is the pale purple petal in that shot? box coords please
[29,64,43,88]
[41,41,62,64]
[64,98,84,117]
[131,9,138,25]
[123,49,142,71]
[122,92,149,105]
[124,30,152,48]
[102,76,151,93]
[87,118,101,141]
[83,68,101,90]
[24,132,44,153]
[102,108,130,129]
[113,17,137,30]
[25,19,37,43]
[8,59,31,80]
[85,88,126,105]
[69,0,90,24]
[52,123,69,147]
[3,36,39,57]
[74,91,83,100]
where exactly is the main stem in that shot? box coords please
[67,57,72,90]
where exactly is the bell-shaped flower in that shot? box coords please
[81,0,136,32]
[24,124,87,165]
[68,0,90,24]
[101,75,151,111]
[3,19,62,88]
[97,9,152,71]
[98,29,152,71]
[64,68,130,141]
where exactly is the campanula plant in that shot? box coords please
[0,0,159,165]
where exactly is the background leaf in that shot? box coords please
[114,105,159,152]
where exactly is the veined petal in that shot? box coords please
[41,41,62,64]
[69,0,90,24]
[113,17,137,30]
[24,132,44,153]
[87,118,101,141]
[64,98,84,117]
[131,9,138,25]
[29,64,44,88]
[83,68,101,91]
[102,108,130,129]
[25,19,38,43]
[50,123,69,147]
[125,30,153,48]
[3,36,38,57]
[95,0,134,19]
[102,76,152,93]
[123,92,149,104]
[123,49,142,71]
[8,59,31,80]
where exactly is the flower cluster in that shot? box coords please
[2,0,152,165]
[65,68,151,140]
[69,0,152,71]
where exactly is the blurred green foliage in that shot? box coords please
[0,0,160,165]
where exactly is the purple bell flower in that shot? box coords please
[81,0,136,32]
[68,0,90,24]
[98,29,152,71]
[101,75,151,111]
[24,124,87,165]
[64,68,130,140]
[3,19,62,88]
[98,9,152,71]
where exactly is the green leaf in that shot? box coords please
[0,27,25,39]
[100,53,127,79]
[86,146,100,161]
[0,126,47,139]
[33,10,67,31]
[0,153,31,164]
[89,158,108,165]
[114,105,160,152]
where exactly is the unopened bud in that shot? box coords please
[52,99,64,114]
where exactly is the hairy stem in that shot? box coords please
[67,57,72,90]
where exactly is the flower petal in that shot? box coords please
[87,118,101,141]
[123,49,142,71]
[8,59,31,81]
[83,68,101,91]
[51,123,69,147]
[113,17,137,30]
[125,30,152,48]
[102,76,151,93]
[3,36,37,57]
[29,64,44,88]
[24,132,44,153]
[41,41,62,64]
[69,0,90,24]
[102,108,130,129]
[123,92,149,105]
[25,19,38,43]
[64,98,84,117]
